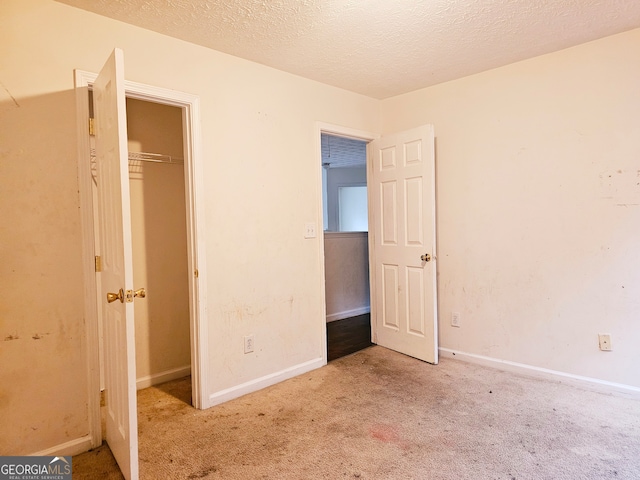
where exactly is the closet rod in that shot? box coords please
[90,149,184,165]
[128,151,184,164]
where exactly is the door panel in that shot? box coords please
[370,125,438,364]
[382,264,399,329]
[406,266,425,335]
[94,48,139,480]
[405,177,423,245]
[381,181,397,244]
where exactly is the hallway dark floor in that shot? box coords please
[326,313,373,361]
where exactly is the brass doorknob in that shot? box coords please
[134,288,146,298]
[421,253,431,262]
[107,288,124,303]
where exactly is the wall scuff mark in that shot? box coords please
[0,81,20,108]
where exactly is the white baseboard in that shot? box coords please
[31,435,94,457]
[326,306,370,323]
[207,357,324,408]
[439,347,640,399]
[136,365,191,390]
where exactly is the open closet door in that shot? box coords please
[369,125,438,364]
[93,48,139,480]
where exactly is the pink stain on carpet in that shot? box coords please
[369,423,408,449]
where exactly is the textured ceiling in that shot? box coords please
[56,0,640,99]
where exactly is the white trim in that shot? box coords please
[74,70,102,451]
[74,69,209,452]
[316,122,379,142]
[208,358,324,407]
[439,347,640,398]
[315,123,379,365]
[366,142,377,345]
[326,306,371,323]
[136,365,191,390]
[315,129,329,366]
[31,435,94,457]
[179,87,210,411]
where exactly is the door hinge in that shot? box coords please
[89,117,95,136]
[194,269,199,278]
[94,255,102,272]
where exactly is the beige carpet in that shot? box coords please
[73,346,640,479]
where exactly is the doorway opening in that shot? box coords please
[75,68,209,454]
[88,93,193,433]
[106,97,192,396]
[318,127,376,361]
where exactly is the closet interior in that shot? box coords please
[92,96,192,399]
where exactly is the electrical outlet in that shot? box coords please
[451,312,461,328]
[244,334,255,354]
[598,334,612,351]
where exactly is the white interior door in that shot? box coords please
[94,48,139,480]
[369,125,438,363]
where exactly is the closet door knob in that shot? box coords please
[134,288,146,298]
[107,288,124,303]
[421,253,431,262]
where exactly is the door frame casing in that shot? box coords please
[75,70,209,449]
[315,122,379,360]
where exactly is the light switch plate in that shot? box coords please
[304,222,317,239]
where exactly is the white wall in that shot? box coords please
[0,3,88,456]
[382,28,640,387]
[324,232,370,322]
[0,0,380,455]
[325,166,367,232]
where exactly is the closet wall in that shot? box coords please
[126,98,191,387]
